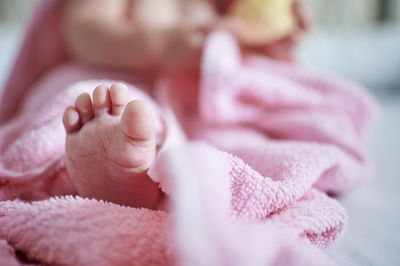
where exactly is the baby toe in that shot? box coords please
[92,84,111,116]
[75,92,94,124]
[63,107,81,133]
[110,83,130,116]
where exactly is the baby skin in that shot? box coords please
[63,83,161,209]
[61,0,217,209]
[61,0,310,208]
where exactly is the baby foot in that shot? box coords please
[63,83,161,208]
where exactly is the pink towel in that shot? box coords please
[0,1,378,265]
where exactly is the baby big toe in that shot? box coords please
[121,100,155,142]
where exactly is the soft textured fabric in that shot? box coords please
[0,1,378,265]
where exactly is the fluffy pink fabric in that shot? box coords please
[0,1,378,265]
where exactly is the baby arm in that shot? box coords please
[64,0,157,71]
[63,0,217,72]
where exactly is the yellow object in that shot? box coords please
[229,0,296,45]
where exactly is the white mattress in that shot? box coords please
[1,24,399,265]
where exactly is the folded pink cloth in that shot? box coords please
[0,1,378,265]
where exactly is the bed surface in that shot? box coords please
[299,26,400,265]
[1,24,399,265]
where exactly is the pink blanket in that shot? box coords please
[0,1,378,265]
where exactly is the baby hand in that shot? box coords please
[151,0,217,72]
[218,0,311,61]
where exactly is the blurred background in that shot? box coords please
[0,0,399,265]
